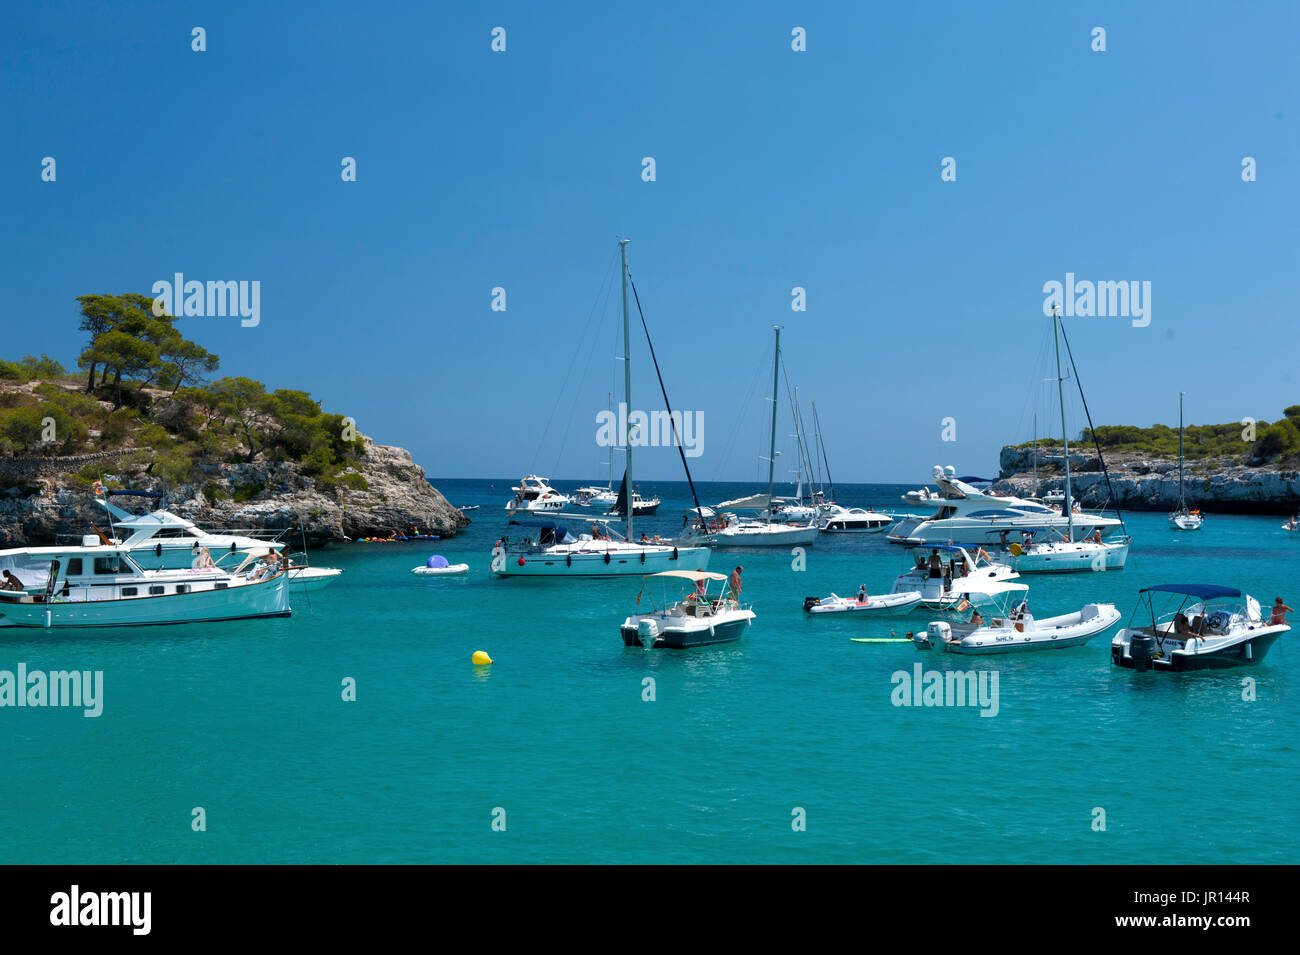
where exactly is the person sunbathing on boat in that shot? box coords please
[1271,598,1293,625]
[1,570,23,592]
[968,608,985,629]
[194,547,216,570]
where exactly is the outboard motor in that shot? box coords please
[1129,633,1156,672]
[631,618,659,648]
[803,596,821,612]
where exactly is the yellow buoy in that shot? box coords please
[472,650,493,665]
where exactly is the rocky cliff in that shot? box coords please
[993,445,1300,514]
[0,435,469,547]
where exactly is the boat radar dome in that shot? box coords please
[426,555,450,568]
[931,465,944,481]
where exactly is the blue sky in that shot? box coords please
[3,1,1296,484]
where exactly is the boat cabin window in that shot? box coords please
[176,584,190,594]
[94,556,129,575]
[122,587,138,596]
[214,582,228,589]
[66,558,83,576]
[149,585,165,595]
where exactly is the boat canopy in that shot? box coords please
[1139,584,1242,600]
[646,570,727,582]
[715,493,770,510]
[911,544,970,555]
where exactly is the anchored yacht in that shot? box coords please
[0,543,290,628]
[87,491,342,590]
[1111,585,1287,671]
[887,466,1121,546]
[505,475,571,512]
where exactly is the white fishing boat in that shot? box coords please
[620,570,754,648]
[0,543,290,628]
[505,474,571,512]
[1169,393,1204,530]
[887,466,1122,546]
[1111,585,1287,671]
[818,504,894,533]
[803,589,922,615]
[891,544,1020,609]
[490,239,712,578]
[913,581,1121,655]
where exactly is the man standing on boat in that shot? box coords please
[728,566,743,604]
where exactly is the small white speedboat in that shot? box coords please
[621,570,754,648]
[912,580,1121,654]
[1111,584,1289,671]
[804,590,922,615]
[288,565,344,591]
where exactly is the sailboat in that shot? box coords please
[574,393,619,508]
[683,326,818,547]
[998,306,1130,572]
[1169,392,1204,530]
[490,239,712,577]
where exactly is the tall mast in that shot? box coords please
[767,325,781,523]
[1032,412,1038,499]
[813,401,834,503]
[606,390,614,490]
[1052,306,1074,542]
[1178,392,1186,510]
[620,238,633,542]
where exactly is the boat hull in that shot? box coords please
[1111,629,1285,671]
[0,574,290,628]
[1003,542,1129,573]
[709,525,818,548]
[492,545,711,577]
[621,614,751,648]
[937,605,1121,654]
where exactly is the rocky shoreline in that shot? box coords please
[0,434,470,547]
[992,445,1300,515]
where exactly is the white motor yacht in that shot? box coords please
[1111,584,1288,671]
[818,504,893,534]
[87,490,343,590]
[0,542,290,628]
[891,544,1020,609]
[887,466,1122,546]
[505,474,571,512]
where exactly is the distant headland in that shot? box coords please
[992,411,1300,514]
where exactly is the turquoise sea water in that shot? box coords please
[2,479,1297,864]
